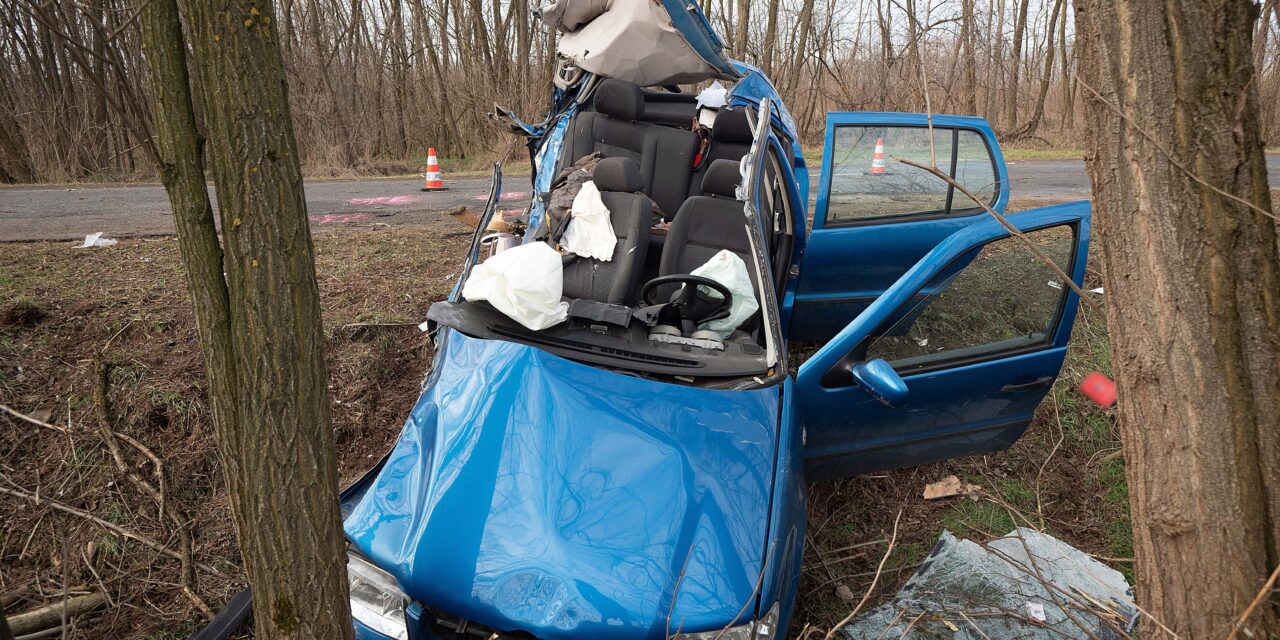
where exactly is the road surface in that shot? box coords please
[4,158,1279,242]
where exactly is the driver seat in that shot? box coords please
[658,159,763,332]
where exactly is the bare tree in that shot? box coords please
[133,0,357,635]
[1077,0,1280,635]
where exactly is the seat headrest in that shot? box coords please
[711,106,754,144]
[594,79,644,122]
[593,157,644,193]
[702,159,742,198]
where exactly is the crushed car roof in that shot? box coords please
[538,0,741,86]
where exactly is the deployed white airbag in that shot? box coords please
[690,250,759,338]
[541,0,719,86]
[559,180,617,261]
[462,242,569,331]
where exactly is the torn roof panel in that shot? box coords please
[539,0,740,86]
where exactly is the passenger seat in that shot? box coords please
[561,157,652,306]
[688,106,754,198]
[562,79,698,220]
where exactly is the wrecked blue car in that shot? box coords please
[337,2,1092,639]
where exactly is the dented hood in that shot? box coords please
[538,0,740,86]
[343,331,779,639]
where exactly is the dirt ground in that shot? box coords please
[0,208,1126,639]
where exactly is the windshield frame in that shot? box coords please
[438,103,791,388]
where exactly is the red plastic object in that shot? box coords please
[1079,372,1117,407]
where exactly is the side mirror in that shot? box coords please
[850,359,908,408]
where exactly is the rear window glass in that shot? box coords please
[824,126,997,224]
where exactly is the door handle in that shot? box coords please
[1001,376,1055,393]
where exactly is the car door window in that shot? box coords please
[825,126,998,225]
[862,223,1077,372]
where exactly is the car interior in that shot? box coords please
[429,77,796,383]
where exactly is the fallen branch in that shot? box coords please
[0,404,65,434]
[7,593,105,636]
[898,157,1100,309]
[94,357,208,618]
[0,484,224,577]
[823,509,902,640]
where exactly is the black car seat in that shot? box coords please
[562,79,698,220]
[659,159,765,332]
[688,106,754,198]
[561,157,652,306]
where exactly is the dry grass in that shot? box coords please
[0,228,470,639]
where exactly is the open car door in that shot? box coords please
[794,202,1090,480]
[790,113,1010,341]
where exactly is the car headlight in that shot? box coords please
[347,552,409,640]
[671,601,779,640]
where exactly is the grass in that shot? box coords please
[0,227,471,639]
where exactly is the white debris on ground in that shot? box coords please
[75,232,117,248]
[843,528,1138,639]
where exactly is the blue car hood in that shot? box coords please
[344,332,780,639]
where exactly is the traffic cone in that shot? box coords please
[422,148,445,191]
[870,137,887,175]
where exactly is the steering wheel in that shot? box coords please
[639,275,733,326]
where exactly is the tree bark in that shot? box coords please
[1076,0,1280,635]
[761,0,779,76]
[167,0,356,636]
[960,0,978,115]
[1014,0,1062,139]
[1005,0,1031,129]
[733,0,751,59]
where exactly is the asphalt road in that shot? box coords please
[3,157,1278,242]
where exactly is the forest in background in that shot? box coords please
[4,0,1280,183]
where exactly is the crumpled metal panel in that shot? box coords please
[344,331,780,639]
[525,107,575,240]
[547,0,735,86]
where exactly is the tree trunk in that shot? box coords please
[985,0,1006,122]
[733,0,751,59]
[172,0,356,636]
[961,0,978,114]
[761,0,779,76]
[1058,0,1074,130]
[1005,0,1031,129]
[1076,0,1280,636]
[1016,0,1062,139]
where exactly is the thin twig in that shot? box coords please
[665,544,693,639]
[0,484,224,577]
[899,157,1100,309]
[1035,395,1067,529]
[0,404,66,434]
[1075,77,1279,223]
[958,611,992,640]
[1227,562,1280,640]
[823,510,902,640]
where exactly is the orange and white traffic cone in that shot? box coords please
[422,148,445,191]
[870,137,887,175]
